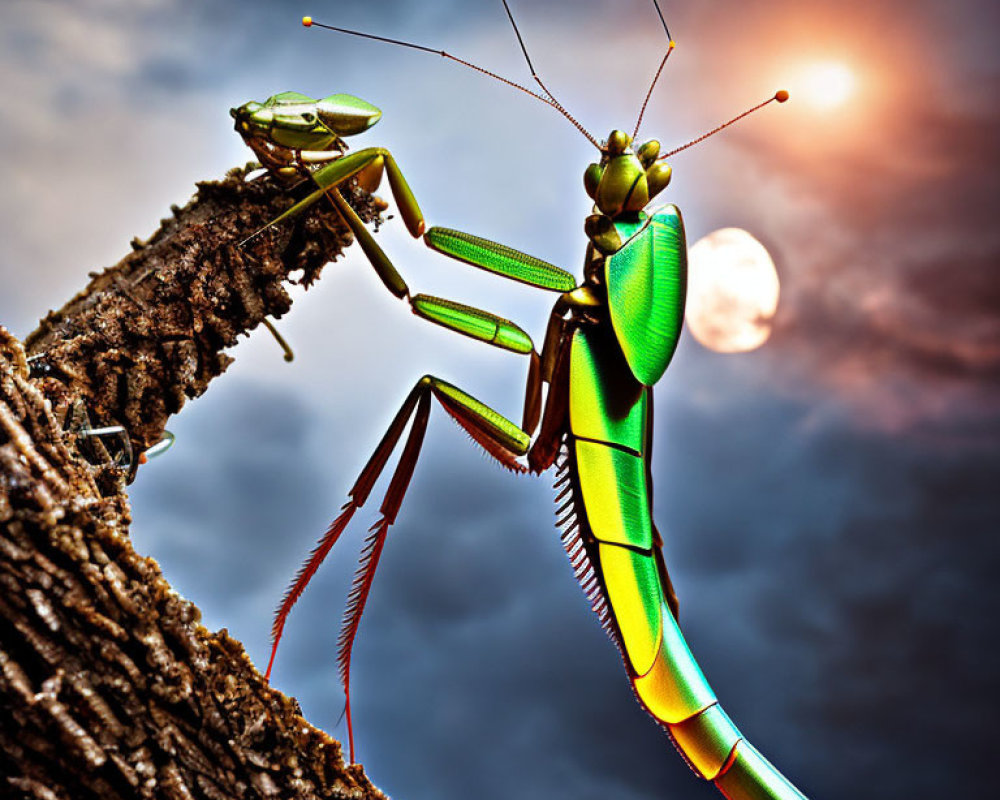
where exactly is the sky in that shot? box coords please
[2,1,998,798]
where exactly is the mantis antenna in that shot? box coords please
[632,0,675,141]
[650,0,673,39]
[660,90,790,160]
[302,12,601,150]
[629,1,790,155]
[301,7,788,157]
[498,0,600,148]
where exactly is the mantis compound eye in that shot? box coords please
[645,161,672,200]
[584,163,604,199]
[637,140,661,167]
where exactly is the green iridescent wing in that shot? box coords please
[605,206,687,386]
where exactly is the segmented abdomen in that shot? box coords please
[560,324,808,799]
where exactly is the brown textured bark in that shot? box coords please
[0,168,389,799]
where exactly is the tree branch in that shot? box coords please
[1,168,389,799]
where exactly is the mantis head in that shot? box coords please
[584,131,672,219]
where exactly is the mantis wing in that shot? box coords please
[606,206,687,386]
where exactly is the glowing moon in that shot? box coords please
[686,228,780,353]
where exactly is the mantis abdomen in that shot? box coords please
[564,324,806,799]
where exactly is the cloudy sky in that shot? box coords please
[2,1,997,798]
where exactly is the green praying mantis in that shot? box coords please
[232,3,809,798]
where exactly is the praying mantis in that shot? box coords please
[235,3,809,798]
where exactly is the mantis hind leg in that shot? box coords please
[267,374,529,763]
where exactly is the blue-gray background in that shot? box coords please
[2,1,997,798]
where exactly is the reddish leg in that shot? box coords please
[266,375,529,763]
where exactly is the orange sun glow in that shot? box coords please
[795,61,856,110]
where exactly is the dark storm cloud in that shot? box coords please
[652,358,999,798]
[130,378,331,604]
[765,93,1000,425]
[766,443,1000,797]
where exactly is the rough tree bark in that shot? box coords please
[0,168,390,799]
